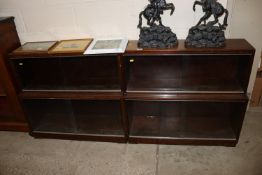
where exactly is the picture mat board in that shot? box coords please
[84,38,128,54]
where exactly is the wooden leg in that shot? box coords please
[250,77,262,107]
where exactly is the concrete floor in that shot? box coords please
[0,108,261,175]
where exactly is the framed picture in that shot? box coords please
[84,38,128,55]
[13,41,57,54]
[49,39,93,54]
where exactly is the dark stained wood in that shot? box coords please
[128,137,237,146]
[9,39,254,145]
[125,39,255,55]
[117,54,127,93]
[11,55,121,92]
[9,52,118,59]
[23,99,125,140]
[0,17,28,131]
[124,54,252,93]
[0,97,14,118]
[0,17,14,24]
[0,122,28,132]
[126,100,244,146]
[125,93,248,101]
[123,39,254,146]
[19,91,122,100]
[0,83,5,96]
[31,131,126,143]
[120,99,129,139]
[230,101,248,140]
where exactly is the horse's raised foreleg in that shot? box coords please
[193,1,203,11]
[196,12,211,26]
[222,9,229,29]
[166,3,175,15]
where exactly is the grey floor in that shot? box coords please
[0,107,262,175]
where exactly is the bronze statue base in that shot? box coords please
[185,24,226,48]
[138,25,178,49]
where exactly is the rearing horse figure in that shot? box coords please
[193,0,228,29]
[138,0,175,29]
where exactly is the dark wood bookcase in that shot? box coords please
[0,17,28,131]
[9,39,255,146]
[10,53,127,142]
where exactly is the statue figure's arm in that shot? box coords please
[193,1,203,11]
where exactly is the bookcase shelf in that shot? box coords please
[124,54,249,94]
[9,39,255,146]
[127,100,246,145]
[23,99,125,141]
[11,55,121,92]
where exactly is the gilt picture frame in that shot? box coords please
[49,39,93,54]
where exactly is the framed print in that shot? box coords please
[49,39,93,54]
[13,41,57,54]
[84,38,128,55]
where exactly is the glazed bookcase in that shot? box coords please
[9,39,255,146]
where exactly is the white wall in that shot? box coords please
[227,0,262,94]
[3,0,260,94]
[0,0,227,43]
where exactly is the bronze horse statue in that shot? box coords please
[193,0,228,29]
[138,0,175,29]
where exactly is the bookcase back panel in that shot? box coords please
[13,56,120,91]
[14,58,63,90]
[62,56,120,90]
[127,100,245,139]
[23,99,124,136]
[125,55,249,92]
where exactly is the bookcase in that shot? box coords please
[10,53,127,142]
[9,39,254,146]
[123,40,254,146]
[0,17,28,131]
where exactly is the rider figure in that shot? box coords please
[149,0,167,21]
[201,0,212,12]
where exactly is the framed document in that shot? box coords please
[84,38,128,55]
[49,39,93,54]
[13,41,57,54]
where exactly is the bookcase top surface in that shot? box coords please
[125,39,255,55]
[0,17,14,23]
[9,39,255,59]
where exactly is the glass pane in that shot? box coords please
[73,100,124,135]
[127,100,244,139]
[125,55,247,93]
[13,56,120,91]
[23,99,124,136]
[23,99,76,133]
[14,58,64,90]
[62,56,120,91]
